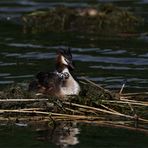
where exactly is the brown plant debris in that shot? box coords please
[0,78,147,133]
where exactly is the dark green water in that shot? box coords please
[0,123,148,148]
[0,0,148,91]
[0,0,148,147]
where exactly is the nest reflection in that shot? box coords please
[35,121,79,148]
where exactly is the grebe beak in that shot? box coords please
[64,57,75,70]
[68,61,75,70]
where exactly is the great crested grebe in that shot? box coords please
[28,48,81,98]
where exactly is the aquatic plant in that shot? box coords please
[22,4,142,35]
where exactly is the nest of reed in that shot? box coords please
[0,77,147,133]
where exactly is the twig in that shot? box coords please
[81,77,114,97]
[120,92,148,101]
[81,77,107,91]
[119,79,126,94]
[120,92,148,96]
[65,107,84,115]
[118,79,134,112]
[0,99,48,102]
[21,108,45,111]
[0,115,147,134]
[78,108,100,116]
[100,104,119,113]
[102,100,148,107]
[0,109,103,120]
[120,98,146,103]
[63,102,148,122]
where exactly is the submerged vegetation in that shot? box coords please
[22,4,142,35]
[0,78,147,133]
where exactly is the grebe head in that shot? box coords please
[56,48,74,71]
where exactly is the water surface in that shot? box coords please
[0,0,148,92]
[0,0,148,147]
[0,123,148,148]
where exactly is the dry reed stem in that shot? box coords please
[81,77,114,96]
[103,100,148,106]
[21,108,45,111]
[119,81,126,94]
[100,104,119,113]
[65,107,84,114]
[0,109,103,120]
[1,98,146,106]
[0,115,147,134]
[121,92,148,96]
[118,80,135,112]
[0,99,48,102]
[63,102,148,122]
[120,98,147,103]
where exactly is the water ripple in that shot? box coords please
[0,80,14,84]
[3,52,55,59]
[0,61,16,66]
[90,65,147,70]
[74,54,148,66]
[0,73,10,77]
[5,74,33,79]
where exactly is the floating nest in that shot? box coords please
[22,4,142,35]
[0,77,147,133]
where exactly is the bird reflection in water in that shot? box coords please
[35,121,80,148]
